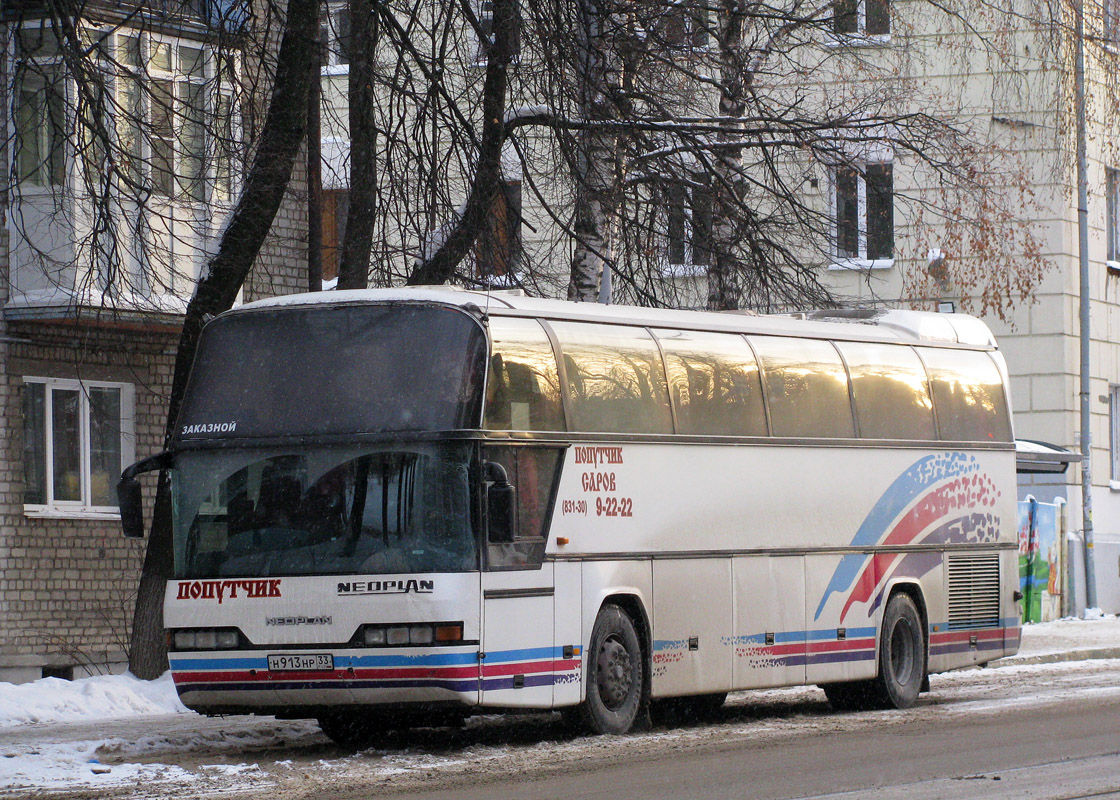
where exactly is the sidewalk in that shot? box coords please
[995,614,1120,667]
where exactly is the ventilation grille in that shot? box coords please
[947,553,1001,630]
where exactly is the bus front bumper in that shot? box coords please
[169,646,482,713]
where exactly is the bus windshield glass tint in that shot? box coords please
[172,443,477,577]
[175,304,486,441]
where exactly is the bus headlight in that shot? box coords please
[170,628,243,651]
[357,623,464,647]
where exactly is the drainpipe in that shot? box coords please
[1075,0,1098,609]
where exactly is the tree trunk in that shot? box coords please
[406,0,515,285]
[128,0,321,678]
[707,0,747,311]
[568,0,621,302]
[337,0,379,290]
[308,42,324,293]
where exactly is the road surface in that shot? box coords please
[6,657,1119,799]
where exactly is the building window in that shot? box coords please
[1106,0,1120,43]
[832,160,893,265]
[321,2,351,69]
[1112,385,1120,484]
[14,30,66,188]
[667,177,713,272]
[476,0,521,63]
[22,378,136,514]
[663,0,710,50]
[833,0,890,37]
[11,23,239,303]
[321,188,350,283]
[473,180,522,283]
[1107,167,1120,266]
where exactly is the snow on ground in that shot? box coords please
[1016,612,1119,657]
[0,671,186,727]
[0,615,1116,798]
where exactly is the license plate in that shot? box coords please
[267,653,333,671]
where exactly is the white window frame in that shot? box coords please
[664,174,713,277]
[1107,166,1120,270]
[9,23,240,308]
[472,0,521,66]
[321,1,351,75]
[663,0,710,52]
[1111,384,1120,490]
[828,154,894,271]
[10,23,68,192]
[828,0,891,45]
[22,377,136,518]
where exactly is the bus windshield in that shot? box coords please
[174,303,486,444]
[172,442,477,578]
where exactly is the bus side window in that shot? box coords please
[836,341,936,440]
[751,336,855,439]
[483,446,564,570]
[551,322,673,435]
[920,349,1013,442]
[656,330,767,436]
[484,318,565,432]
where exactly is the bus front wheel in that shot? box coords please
[871,591,926,709]
[318,711,385,748]
[580,604,647,735]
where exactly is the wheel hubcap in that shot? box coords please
[596,635,633,710]
[890,619,915,684]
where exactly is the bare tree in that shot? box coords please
[128,0,321,678]
[336,0,377,289]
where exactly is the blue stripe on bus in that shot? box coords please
[170,656,269,671]
[483,646,572,663]
[171,646,577,674]
[178,678,482,693]
[177,674,578,694]
[928,617,1021,632]
[342,651,479,668]
[731,626,877,646]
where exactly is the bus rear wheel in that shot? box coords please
[870,592,926,709]
[580,604,647,735]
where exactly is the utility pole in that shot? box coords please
[1075,0,1099,609]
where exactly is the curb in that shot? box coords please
[990,647,1120,667]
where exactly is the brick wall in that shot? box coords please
[0,323,179,679]
[0,12,309,680]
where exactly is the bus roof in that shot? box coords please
[235,287,997,348]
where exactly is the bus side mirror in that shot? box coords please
[118,477,146,539]
[484,461,517,544]
[117,451,173,539]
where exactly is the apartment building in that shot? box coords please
[1,0,307,682]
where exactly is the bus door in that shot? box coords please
[480,565,556,707]
[478,445,564,708]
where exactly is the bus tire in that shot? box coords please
[581,604,647,735]
[871,592,926,709]
[318,711,384,748]
[317,708,419,748]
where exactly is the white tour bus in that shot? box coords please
[119,288,1020,744]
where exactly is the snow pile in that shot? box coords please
[0,671,187,727]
